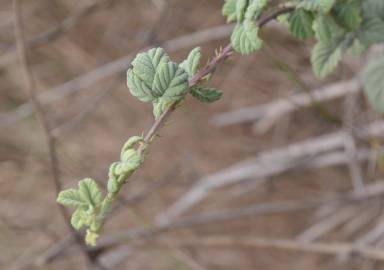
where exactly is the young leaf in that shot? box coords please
[127,48,171,102]
[314,15,344,44]
[231,20,263,55]
[222,0,237,22]
[131,48,170,84]
[289,9,315,40]
[152,62,189,100]
[357,18,384,46]
[71,208,87,230]
[332,0,362,30]
[311,41,342,78]
[57,189,87,208]
[363,56,384,114]
[245,0,268,20]
[78,178,102,207]
[236,0,248,22]
[298,0,336,13]
[180,47,201,78]
[190,86,223,103]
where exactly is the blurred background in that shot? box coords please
[1,0,384,269]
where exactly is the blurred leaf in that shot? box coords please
[289,9,315,40]
[190,86,223,103]
[363,56,384,114]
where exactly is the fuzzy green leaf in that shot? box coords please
[190,86,223,103]
[357,18,384,46]
[57,189,87,208]
[332,0,362,30]
[289,9,315,40]
[311,41,342,79]
[231,20,263,55]
[71,208,87,230]
[298,0,336,13]
[78,178,102,207]
[152,62,189,100]
[363,56,384,114]
[314,15,344,44]
[236,0,248,22]
[180,47,201,78]
[127,48,171,102]
[245,0,268,20]
[222,0,237,22]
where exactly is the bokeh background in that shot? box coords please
[1,0,383,269]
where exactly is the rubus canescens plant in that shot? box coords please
[57,0,384,245]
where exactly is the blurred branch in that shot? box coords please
[212,78,360,131]
[157,120,384,224]
[12,0,105,268]
[1,0,116,68]
[149,236,384,261]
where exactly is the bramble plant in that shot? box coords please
[57,0,384,245]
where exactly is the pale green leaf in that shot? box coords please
[180,47,201,78]
[152,62,189,100]
[222,0,237,22]
[298,0,336,13]
[357,17,384,46]
[236,0,248,22]
[190,86,223,103]
[231,20,263,55]
[311,41,342,78]
[314,15,344,44]
[57,189,87,208]
[71,208,87,230]
[245,0,268,20]
[363,56,384,114]
[107,177,119,194]
[289,9,314,40]
[127,48,170,102]
[78,178,102,207]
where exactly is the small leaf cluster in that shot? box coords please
[57,136,146,245]
[57,46,223,245]
[128,47,222,119]
[287,0,384,78]
[57,178,103,245]
[223,0,267,54]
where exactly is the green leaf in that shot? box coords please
[131,48,170,85]
[357,17,384,46]
[236,0,248,22]
[190,86,223,103]
[298,0,336,13]
[332,0,362,30]
[311,41,342,78]
[222,0,237,22]
[152,98,174,119]
[180,47,201,79]
[78,178,102,207]
[57,189,87,208]
[362,0,384,21]
[107,177,119,193]
[85,229,99,246]
[127,69,157,102]
[127,48,171,102]
[314,15,344,44]
[152,62,189,100]
[231,20,263,55]
[289,9,315,40]
[71,208,87,230]
[363,56,384,114]
[245,0,268,20]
